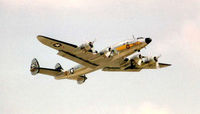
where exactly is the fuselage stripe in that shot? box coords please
[115,41,141,51]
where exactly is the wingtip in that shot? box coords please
[37,35,42,41]
[159,63,172,68]
[37,35,44,40]
[37,35,49,43]
[167,63,172,66]
[37,35,53,41]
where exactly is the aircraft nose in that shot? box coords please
[145,38,152,44]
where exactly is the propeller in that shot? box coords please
[86,38,96,48]
[137,54,144,65]
[88,41,94,48]
[138,54,146,59]
[89,39,96,48]
[105,47,113,57]
[130,59,134,68]
[137,59,142,66]
[132,34,136,41]
[153,55,161,69]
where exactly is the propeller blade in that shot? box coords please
[89,42,93,48]
[137,59,142,66]
[158,54,161,59]
[154,55,161,69]
[92,38,96,43]
[154,56,158,62]
[156,62,160,69]
[132,34,136,41]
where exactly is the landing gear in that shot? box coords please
[77,75,87,84]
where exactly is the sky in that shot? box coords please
[0,0,200,114]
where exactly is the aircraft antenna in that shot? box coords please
[132,34,136,41]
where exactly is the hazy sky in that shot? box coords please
[0,0,200,114]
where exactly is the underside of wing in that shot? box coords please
[102,54,171,71]
[102,62,171,72]
[102,67,142,72]
[37,35,102,68]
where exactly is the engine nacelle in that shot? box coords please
[79,42,94,52]
[142,56,158,63]
[127,54,161,69]
[77,75,87,84]
[129,54,143,66]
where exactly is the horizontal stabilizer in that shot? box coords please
[30,58,63,77]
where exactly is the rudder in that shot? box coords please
[30,58,40,75]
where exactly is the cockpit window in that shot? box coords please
[112,39,135,48]
[137,37,144,39]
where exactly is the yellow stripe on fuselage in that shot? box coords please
[115,44,127,51]
[116,41,141,51]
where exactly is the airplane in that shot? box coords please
[30,35,171,84]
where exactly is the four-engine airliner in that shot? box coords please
[30,35,171,84]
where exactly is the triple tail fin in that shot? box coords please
[30,58,63,77]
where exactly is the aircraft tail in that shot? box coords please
[55,63,63,71]
[30,58,40,75]
[30,58,63,76]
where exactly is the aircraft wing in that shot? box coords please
[37,35,102,68]
[102,63,171,72]
[102,55,171,72]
